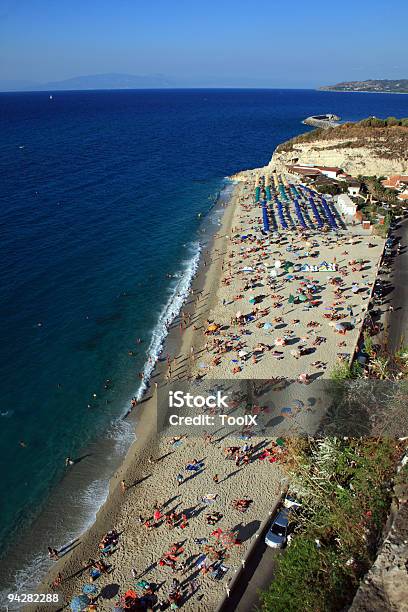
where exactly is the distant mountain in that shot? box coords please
[320,79,408,94]
[0,79,40,92]
[0,73,175,92]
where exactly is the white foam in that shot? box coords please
[136,240,201,401]
[107,416,135,454]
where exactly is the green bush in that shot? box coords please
[259,537,349,611]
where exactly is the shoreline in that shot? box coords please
[24,179,240,610]
[318,88,408,95]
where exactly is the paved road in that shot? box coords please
[221,540,280,612]
[235,545,280,612]
[387,218,408,350]
[376,217,408,351]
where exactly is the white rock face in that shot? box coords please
[268,139,408,177]
[231,135,408,179]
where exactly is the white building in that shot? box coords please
[347,182,361,197]
[336,193,357,217]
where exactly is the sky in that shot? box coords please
[0,0,407,87]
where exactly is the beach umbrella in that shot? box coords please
[275,337,286,347]
[82,584,98,596]
[236,311,242,318]
[281,406,292,414]
[238,350,248,357]
[201,494,217,505]
[70,595,90,612]
[207,323,219,332]
[299,293,308,302]
[335,322,348,332]
[275,260,282,268]
[263,322,273,330]
[136,580,150,590]
[249,297,256,304]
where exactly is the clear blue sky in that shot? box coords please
[0,0,407,87]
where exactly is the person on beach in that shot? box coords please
[120,479,127,493]
[213,474,219,484]
[176,473,184,486]
[65,456,74,467]
[48,546,59,560]
[51,573,63,589]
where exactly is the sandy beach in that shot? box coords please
[27,171,384,612]
[190,175,384,386]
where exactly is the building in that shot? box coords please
[287,165,321,179]
[347,181,361,197]
[313,166,343,180]
[287,164,343,180]
[336,193,358,216]
[381,175,408,190]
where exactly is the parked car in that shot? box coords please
[283,495,302,510]
[265,508,289,548]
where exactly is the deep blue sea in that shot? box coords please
[1,89,407,593]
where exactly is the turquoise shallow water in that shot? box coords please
[0,88,407,592]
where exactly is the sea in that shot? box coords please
[1,89,407,597]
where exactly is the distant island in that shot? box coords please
[319,79,408,94]
[0,72,174,92]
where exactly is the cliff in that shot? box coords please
[349,463,408,612]
[273,123,408,176]
[231,122,408,181]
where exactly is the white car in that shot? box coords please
[265,508,289,548]
[283,495,302,510]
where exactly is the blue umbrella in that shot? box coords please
[83,584,98,595]
[70,595,90,611]
[263,322,273,330]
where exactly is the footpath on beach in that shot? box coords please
[32,171,385,612]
